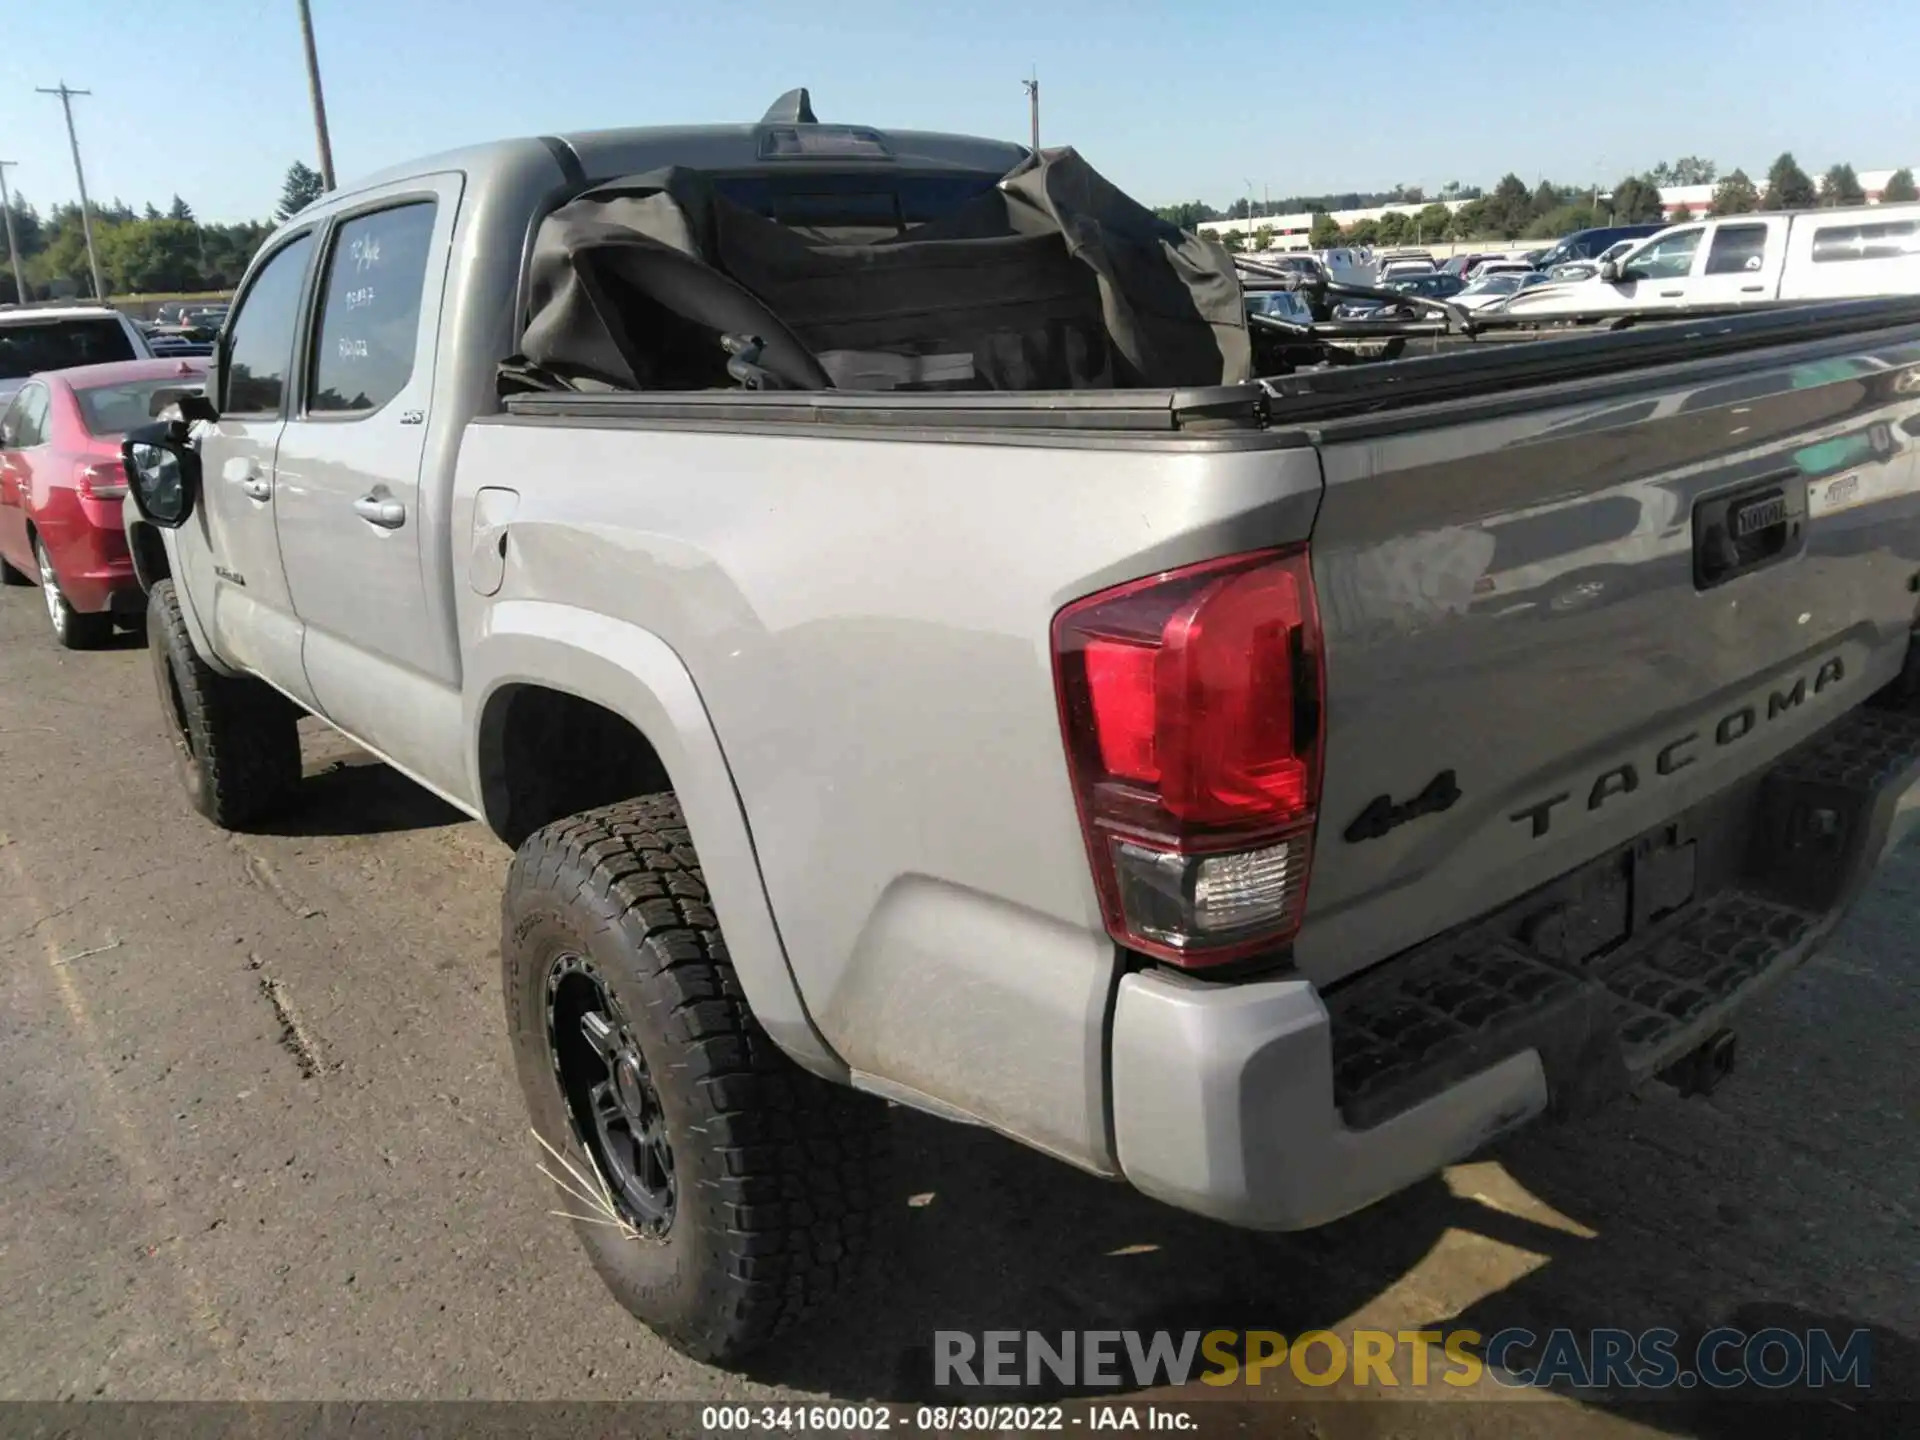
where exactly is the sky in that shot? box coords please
[0,0,1915,224]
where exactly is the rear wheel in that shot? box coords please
[35,537,113,650]
[502,794,890,1363]
[147,578,302,828]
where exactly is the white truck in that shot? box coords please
[1502,203,1920,317]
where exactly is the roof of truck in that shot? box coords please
[333,89,1030,208]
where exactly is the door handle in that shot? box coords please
[353,494,406,529]
[1659,289,1683,298]
[1740,284,1765,293]
[239,474,272,501]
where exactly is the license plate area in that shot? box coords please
[1694,471,1807,590]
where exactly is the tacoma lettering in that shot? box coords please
[1512,654,1845,838]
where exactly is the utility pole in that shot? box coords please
[36,83,105,302]
[297,0,337,189]
[0,162,25,305]
[1021,70,1039,154]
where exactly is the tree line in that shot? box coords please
[0,161,329,304]
[1158,155,1918,252]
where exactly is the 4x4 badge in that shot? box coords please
[1345,770,1461,843]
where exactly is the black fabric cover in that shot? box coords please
[504,148,1248,395]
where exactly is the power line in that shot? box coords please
[35,82,105,302]
[296,0,337,190]
[0,161,25,304]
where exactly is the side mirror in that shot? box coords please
[1599,259,1623,283]
[121,421,201,529]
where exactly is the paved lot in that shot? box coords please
[0,587,1914,1432]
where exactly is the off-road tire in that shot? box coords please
[502,794,890,1364]
[147,578,302,828]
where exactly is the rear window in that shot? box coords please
[0,317,137,381]
[75,375,207,437]
[710,172,1004,231]
[1810,219,1920,264]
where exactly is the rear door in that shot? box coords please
[271,174,464,795]
[1298,334,1920,988]
[189,229,320,702]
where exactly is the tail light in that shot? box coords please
[77,459,128,501]
[1052,547,1325,967]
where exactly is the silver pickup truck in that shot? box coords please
[119,95,1920,1363]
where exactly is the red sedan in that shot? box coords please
[0,358,207,648]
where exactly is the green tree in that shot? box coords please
[1820,163,1866,207]
[167,194,195,223]
[276,160,326,222]
[1308,211,1342,248]
[1670,202,1693,222]
[101,219,207,293]
[1529,180,1562,219]
[1216,230,1247,254]
[1608,176,1666,223]
[1374,212,1411,245]
[1524,202,1602,240]
[1343,218,1380,246]
[1485,173,1533,236]
[1448,198,1490,239]
[1884,168,1918,203]
[1250,225,1275,252]
[1711,169,1760,215]
[1646,156,1717,187]
[1767,153,1817,209]
[1415,202,1452,241]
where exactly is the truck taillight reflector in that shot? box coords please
[1053,548,1324,967]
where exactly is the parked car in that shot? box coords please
[1333,270,1466,317]
[1378,256,1438,278]
[0,306,154,407]
[1451,268,1558,309]
[0,357,206,646]
[1502,204,1920,317]
[115,95,1920,1365]
[1527,224,1667,277]
[1439,252,1501,281]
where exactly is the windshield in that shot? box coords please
[75,376,208,437]
[1465,274,1523,295]
[0,318,137,382]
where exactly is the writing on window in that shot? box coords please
[309,202,437,414]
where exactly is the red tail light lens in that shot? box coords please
[77,459,128,501]
[1053,547,1325,966]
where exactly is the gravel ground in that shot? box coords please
[0,587,1912,1435]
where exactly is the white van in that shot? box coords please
[1500,203,1920,317]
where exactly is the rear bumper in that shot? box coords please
[1111,690,1920,1231]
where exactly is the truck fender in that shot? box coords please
[463,599,848,1083]
[147,522,240,678]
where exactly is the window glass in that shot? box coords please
[0,318,135,381]
[76,375,209,437]
[1705,224,1770,276]
[1810,219,1920,265]
[1624,229,1702,281]
[223,234,315,415]
[308,203,438,415]
[2,384,46,447]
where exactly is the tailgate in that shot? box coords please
[1295,335,1920,987]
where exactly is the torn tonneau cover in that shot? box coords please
[502,148,1250,395]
